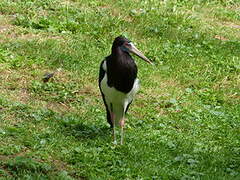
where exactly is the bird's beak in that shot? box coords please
[127,43,153,65]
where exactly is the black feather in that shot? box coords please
[106,37,137,93]
[98,60,113,127]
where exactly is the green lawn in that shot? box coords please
[0,0,239,179]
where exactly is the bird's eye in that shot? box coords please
[124,42,130,46]
[124,42,131,47]
[120,43,131,52]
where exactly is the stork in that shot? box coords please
[99,36,152,145]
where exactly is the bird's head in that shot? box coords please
[112,36,153,64]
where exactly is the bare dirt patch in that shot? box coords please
[222,21,240,29]
[0,24,13,33]
[214,35,229,41]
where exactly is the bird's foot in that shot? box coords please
[119,118,125,126]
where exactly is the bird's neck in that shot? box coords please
[111,48,134,65]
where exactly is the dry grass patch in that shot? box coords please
[0,113,18,127]
[189,6,240,40]
[0,66,72,111]
[144,74,184,100]
[213,75,240,103]
[0,64,100,115]
[135,75,185,116]
[223,22,240,29]
[0,14,64,43]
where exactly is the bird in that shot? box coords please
[98,36,152,145]
[42,68,62,83]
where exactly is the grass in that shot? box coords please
[0,0,240,179]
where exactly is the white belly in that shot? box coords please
[100,73,139,122]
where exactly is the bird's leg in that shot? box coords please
[110,112,117,144]
[120,117,125,145]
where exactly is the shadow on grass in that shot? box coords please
[61,120,112,141]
